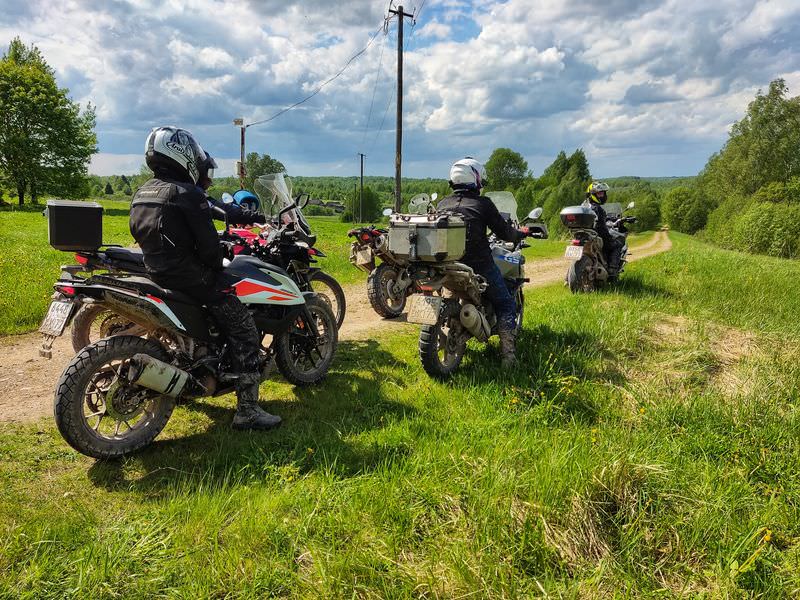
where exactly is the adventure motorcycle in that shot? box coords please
[253,175,346,328]
[561,201,637,293]
[394,192,547,378]
[346,192,438,318]
[41,200,338,459]
[62,178,345,353]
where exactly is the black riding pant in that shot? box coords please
[154,272,261,375]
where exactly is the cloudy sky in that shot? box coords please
[3,0,799,179]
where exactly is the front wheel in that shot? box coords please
[54,336,176,459]
[307,270,346,329]
[419,318,467,379]
[275,296,338,386]
[367,263,407,318]
[567,257,595,293]
[513,287,525,335]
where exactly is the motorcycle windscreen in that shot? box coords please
[253,173,313,234]
[603,202,623,220]
[485,191,519,223]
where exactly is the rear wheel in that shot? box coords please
[419,317,467,379]
[307,270,346,329]
[54,336,176,459]
[71,304,142,353]
[275,296,338,386]
[367,263,407,318]
[567,257,595,293]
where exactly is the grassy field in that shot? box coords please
[2,233,800,597]
[0,202,652,335]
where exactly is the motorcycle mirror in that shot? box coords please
[528,207,543,220]
[221,192,234,205]
[295,193,310,210]
[382,208,393,217]
[431,192,438,202]
[627,201,635,210]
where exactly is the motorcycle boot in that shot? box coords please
[231,372,282,431]
[498,327,518,369]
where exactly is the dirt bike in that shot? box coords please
[40,200,338,459]
[394,193,547,378]
[561,201,637,293]
[346,192,440,318]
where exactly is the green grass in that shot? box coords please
[0,203,653,335]
[2,232,800,596]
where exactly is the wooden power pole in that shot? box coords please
[389,4,414,212]
[358,152,366,222]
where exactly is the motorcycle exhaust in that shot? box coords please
[127,354,200,399]
[459,304,491,342]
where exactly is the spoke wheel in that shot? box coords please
[54,336,176,459]
[367,263,407,318]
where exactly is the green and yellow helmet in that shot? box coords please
[586,181,610,204]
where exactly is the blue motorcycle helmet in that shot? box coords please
[233,189,260,211]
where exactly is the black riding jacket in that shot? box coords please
[130,177,224,290]
[437,190,525,270]
[589,201,614,246]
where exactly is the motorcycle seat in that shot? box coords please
[112,276,202,306]
[104,246,144,263]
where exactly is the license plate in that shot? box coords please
[564,245,584,260]
[39,300,74,336]
[407,295,442,325]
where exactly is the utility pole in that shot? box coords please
[358,153,366,222]
[233,118,246,188]
[389,4,414,212]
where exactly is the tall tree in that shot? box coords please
[243,152,286,192]
[485,147,529,191]
[0,38,96,205]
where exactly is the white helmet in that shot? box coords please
[449,157,487,191]
[145,126,214,185]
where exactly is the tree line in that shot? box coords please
[660,79,800,258]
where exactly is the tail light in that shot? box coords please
[571,239,582,246]
[56,285,76,296]
[361,233,371,242]
[74,253,88,266]
[307,248,318,256]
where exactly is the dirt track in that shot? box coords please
[0,231,671,423]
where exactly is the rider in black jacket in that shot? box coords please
[585,181,621,272]
[130,127,281,431]
[437,157,531,367]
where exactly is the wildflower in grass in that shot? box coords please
[764,529,772,543]
[639,407,646,414]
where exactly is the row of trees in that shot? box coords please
[0,39,96,205]
[661,79,800,258]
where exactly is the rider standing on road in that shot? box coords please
[129,126,281,431]
[585,181,621,273]
[437,157,530,368]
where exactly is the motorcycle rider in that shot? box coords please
[437,157,531,368]
[585,181,621,273]
[129,126,281,431]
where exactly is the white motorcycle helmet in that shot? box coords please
[449,157,487,192]
[145,126,213,185]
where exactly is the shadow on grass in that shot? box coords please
[87,339,416,495]
[609,273,672,299]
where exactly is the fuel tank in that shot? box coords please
[491,244,525,279]
[223,255,305,306]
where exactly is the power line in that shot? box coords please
[246,19,391,129]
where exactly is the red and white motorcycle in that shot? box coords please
[41,199,337,459]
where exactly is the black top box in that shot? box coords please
[560,205,597,229]
[46,200,103,252]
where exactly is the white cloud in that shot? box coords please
[4,0,800,178]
